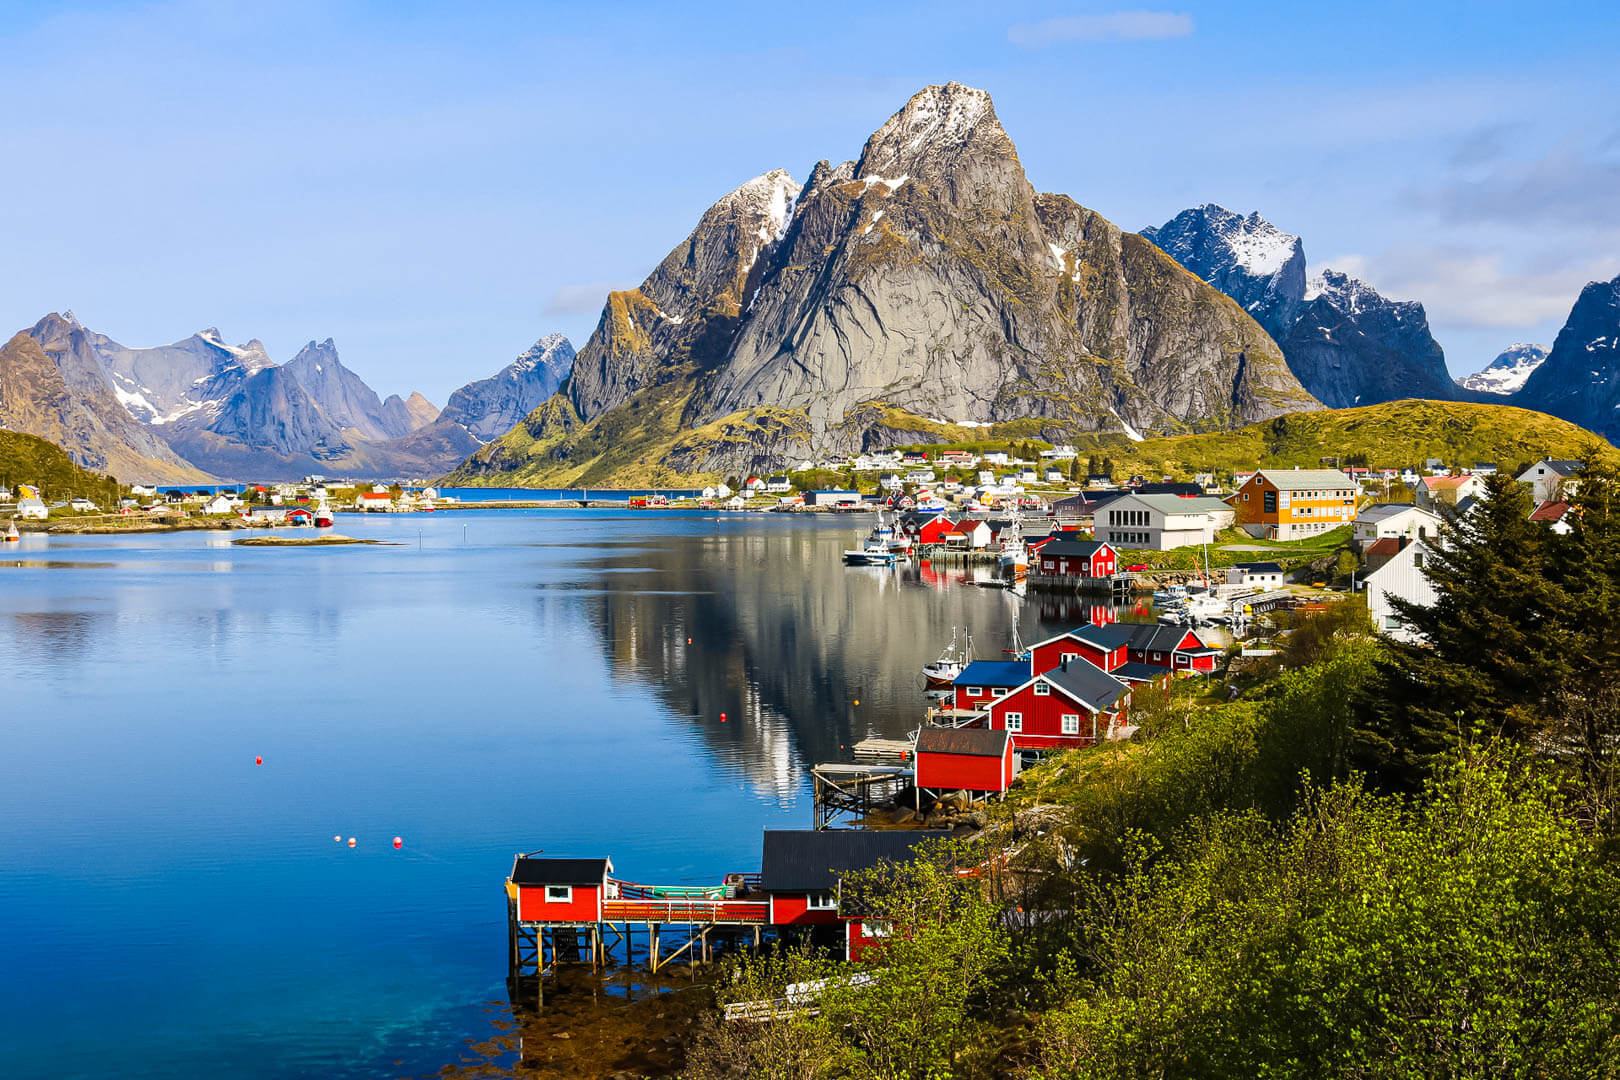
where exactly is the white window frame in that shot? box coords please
[965,686,982,697]
[1033,682,1050,696]
[545,885,573,903]
[1061,652,1078,663]
[1004,711,1023,733]
[806,891,837,910]
[1061,713,1080,735]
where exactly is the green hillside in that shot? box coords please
[1092,400,1613,478]
[0,430,125,503]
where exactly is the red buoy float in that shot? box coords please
[393,836,403,849]
[347,837,356,848]
[254,756,262,766]
[720,712,727,722]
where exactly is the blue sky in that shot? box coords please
[1,0,1615,404]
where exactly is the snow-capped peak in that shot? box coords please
[721,170,802,245]
[858,82,999,178]
[1304,269,1386,314]
[1458,343,1548,395]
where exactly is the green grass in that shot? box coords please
[0,431,124,505]
[1114,525,1353,571]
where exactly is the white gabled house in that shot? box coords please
[1357,538,1438,644]
[1353,503,1442,548]
[1517,459,1582,504]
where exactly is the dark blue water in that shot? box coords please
[0,510,1106,1079]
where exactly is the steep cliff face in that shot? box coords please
[441,333,575,441]
[8,316,209,482]
[1141,205,1307,340]
[283,339,411,440]
[450,83,1316,484]
[382,391,439,433]
[1279,271,1459,409]
[1514,273,1620,441]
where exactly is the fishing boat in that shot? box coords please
[4,522,19,543]
[314,501,335,528]
[842,533,898,565]
[922,629,971,688]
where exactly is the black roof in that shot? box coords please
[759,830,951,893]
[510,856,611,886]
[915,727,1010,757]
[1043,662,1130,712]
[1131,481,1205,497]
[1233,561,1284,574]
[1041,540,1109,558]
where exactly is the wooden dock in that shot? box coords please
[810,762,913,829]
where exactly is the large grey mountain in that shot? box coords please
[1141,206,1456,409]
[1513,272,1620,441]
[283,339,416,441]
[1457,343,1548,396]
[455,83,1317,483]
[4,315,208,482]
[381,391,439,434]
[440,333,574,441]
[1141,205,1307,340]
[1278,271,1460,409]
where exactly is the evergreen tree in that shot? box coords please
[1362,472,1573,788]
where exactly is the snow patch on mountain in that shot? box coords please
[1457,343,1548,395]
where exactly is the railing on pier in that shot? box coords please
[602,898,770,924]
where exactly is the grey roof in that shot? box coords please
[1543,459,1583,475]
[511,857,610,886]
[1111,661,1169,683]
[1253,469,1358,491]
[759,830,951,893]
[1118,493,1232,515]
[1043,662,1130,712]
[1356,502,1436,523]
[1041,540,1110,558]
[915,727,1010,758]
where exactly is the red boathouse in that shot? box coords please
[913,727,1016,795]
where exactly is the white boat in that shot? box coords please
[923,629,971,688]
[997,540,1028,572]
[4,522,19,543]
[843,533,898,565]
[314,501,335,528]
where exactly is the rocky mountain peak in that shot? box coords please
[1282,269,1455,408]
[1458,343,1548,395]
[855,82,1017,209]
[1143,205,1306,340]
[1513,271,1620,440]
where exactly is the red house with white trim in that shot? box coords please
[508,856,614,923]
[1034,540,1117,579]
[951,660,1031,711]
[913,727,1016,794]
[985,661,1131,750]
[758,830,952,946]
[913,516,957,544]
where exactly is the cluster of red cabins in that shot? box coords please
[911,620,1220,799]
[508,830,954,966]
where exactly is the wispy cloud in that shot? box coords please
[1007,10,1193,48]
[542,282,629,317]
[1407,129,1620,230]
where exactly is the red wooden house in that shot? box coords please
[1035,540,1117,579]
[951,660,1031,711]
[913,727,1016,795]
[1033,623,1219,678]
[914,516,957,545]
[1125,624,1221,673]
[508,856,614,923]
[985,660,1131,750]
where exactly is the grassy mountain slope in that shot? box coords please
[443,397,1611,488]
[0,430,125,501]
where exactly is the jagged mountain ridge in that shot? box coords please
[450,83,1318,485]
[443,333,575,441]
[18,312,560,480]
[1458,344,1548,395]
[1142,205,1306,340]
[1513,273,1620,441]
[1,323,209,483]
[1141,207,1457,409]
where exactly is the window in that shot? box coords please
[863,920,892,938]
[1004,712,1023,732]
[545,885,573,903]
[1243,492,1249,501]
[807,891,836,910]
[1061,713,1080,735]
[965,686,982,697]
[1061,652,1078,663]
[1263,491,1277,513]
[1034,682,1050,696]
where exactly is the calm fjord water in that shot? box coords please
[0,511,1091,1079]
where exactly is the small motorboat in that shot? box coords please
[843,535,897,565]
[4,522,19,543]
[314,501,335,528]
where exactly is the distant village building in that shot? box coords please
[1529,500,1576,535]
[17,498,48,520]
[1416,473,1487,510]
[807,490,862,508]
[1228,469,1357,540]
[1517,459,1582,504]
[1096,494,1234,550]
[354,492,393,511]
[765,475,792,493]
[202,495,237,515]
[1225,562,1285,590]
[1353,503,1442,549]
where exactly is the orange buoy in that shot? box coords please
[347,837,356,848]
[333,835,342,843]
[687,637,692,644]
[853,699,860,706]
[254,756,262,765]
[393,836,403,849]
